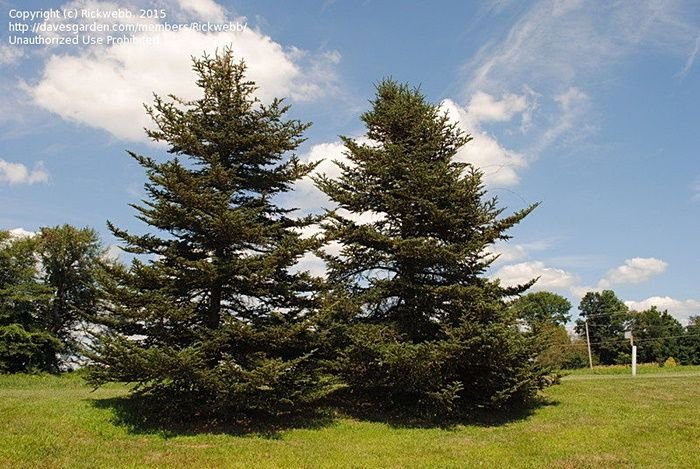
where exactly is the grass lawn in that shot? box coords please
[2,368,700,468]
[564,362,700,376]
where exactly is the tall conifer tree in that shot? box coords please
[88,49,328,420]
[316,80,547,415]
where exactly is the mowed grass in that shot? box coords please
[565,362,700,376]
[2,369,700,468]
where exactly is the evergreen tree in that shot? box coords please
[87,49,328,421]
[574,290,629,365]
[315,80,548,416]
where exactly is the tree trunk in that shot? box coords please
[208,282,222,329]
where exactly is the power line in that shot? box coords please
[545,332,700,349]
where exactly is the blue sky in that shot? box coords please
[1,0,699,323]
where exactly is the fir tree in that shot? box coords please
[315,80,548,416]
[88,49,329,421]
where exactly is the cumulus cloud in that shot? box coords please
[625,296,700,324]
[493,260,579,292]
[0,159,49,185]
[466,91,528,123]
[25,0,340,142]
[292,141,349,214]
[598,257,668,288]
[441,98,527,186]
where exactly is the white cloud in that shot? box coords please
[625,296,700,324]
[461,1,700,157]
[488,239,552,265]
[466,91,528,123]
[0,159,49,185]
[293,137,381,216]
[102,244,123,261]
[292,141,348,213]
[8,228,36,239]
[441,99,527,186]
[598,257,668,288]
[25,0,340,142]
[569,284,599,299]
[493,261,578,291]
[535,87,591,152]
[290,240,342,278]
[0,45,23,65]
[465,1,700,95]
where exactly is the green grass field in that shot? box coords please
[2,367,700,468]
[564,362,700,376]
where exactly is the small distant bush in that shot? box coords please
[663,357,679,368]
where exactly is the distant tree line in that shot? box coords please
[574,290,700,366]
[0,225,105,372]
[510,290,700,369]
[2,48,696,424]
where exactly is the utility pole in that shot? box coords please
[585,319,593,369]
[630,331,637,377]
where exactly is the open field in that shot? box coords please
[2,369,700,468]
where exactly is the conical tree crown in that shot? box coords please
[317,80,536,341]
[316,80,545,415]
[89,49,328,421]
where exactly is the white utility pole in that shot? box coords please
[585,320,593,369]
[630,332,637,377]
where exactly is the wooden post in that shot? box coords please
[585,320,593,369]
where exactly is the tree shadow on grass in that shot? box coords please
[89,395,337,439]
[89,393,559,437]
[328,394,560,430]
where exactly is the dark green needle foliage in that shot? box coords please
[315,80,549,418]
[87,49,330,423]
